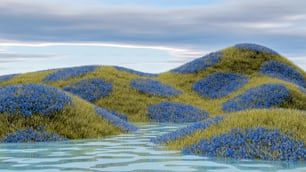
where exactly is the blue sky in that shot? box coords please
[0,0,306,75]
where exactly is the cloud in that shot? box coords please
[0,0,305,43]
[0,49,64,63]
[0,0,305,69]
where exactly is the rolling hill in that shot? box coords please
[0,43,305,160]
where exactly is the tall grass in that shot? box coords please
[166,109,306,150]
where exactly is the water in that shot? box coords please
[0,123,305,172]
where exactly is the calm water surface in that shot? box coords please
[0,123,305,172]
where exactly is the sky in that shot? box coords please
[0,0,306,75]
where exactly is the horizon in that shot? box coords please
[1,0,306,75]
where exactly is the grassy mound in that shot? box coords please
[165,109,306,148]
[147,101,208,122]
[113,66,158,77]
[0,83,72,116]
[222,83,290,111]
[182,127,305,161]
[0,43,305,159]
[42,65,98,82]
[171,52,222,73]
[63,78,112,101]
[0,74,18,82]
[151,116,223,144]
[95,106,138,132]
[0,84,136,142]
[1,126,67,143]
[260,60,306,88]
[192,72,248,98]
[235,43,279,55]
[130,78,181,97]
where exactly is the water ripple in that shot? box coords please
[0,123,305,172]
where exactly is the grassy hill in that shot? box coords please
[0,43,305,160]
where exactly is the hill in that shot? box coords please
[0,43,305,160]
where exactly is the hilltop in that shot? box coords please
[0,43,305,160]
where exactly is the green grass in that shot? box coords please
[166,109,306,150]
[0,95,122,139]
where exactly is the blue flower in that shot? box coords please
[235,43,279,55]
[171,52,222,73]
[42,65,98,82]
[182,127,305,161]
[95,106,137,132]
[130,78,181,97]
[1,126,67,143]
[151,116,223,144]
[299,86,306,93]
[0,84,72,116]
[193,72,248,98]
[114,66,158,77]
[260,60,306,88]
[63,78,112,101]
[109,110,128,121]
[0,74,18,82]
[222,83,290,111]
[147,101,209,122]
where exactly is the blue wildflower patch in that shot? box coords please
[130,78,181,97]
[109,110,128,121]
[193,72,248,98]
[260,60,306,88]
[151,116,223,144]
[222,83,289,112]
[1,126,67,143]
[95,106,137,132]
[171,52,222,73]
[42,65,98,82]
[147,101,209,122]
[63,78,112,101]
[182,127,305,161]
[235,43,279,55]
[0,74,18,82]
[0,83,72,116]
[299,86,306,93]
[114,66,158,77]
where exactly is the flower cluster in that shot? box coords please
[1,126,67,143]
[63,78,112,101]
[0,84,72,116]
[151,116,223,144]
[147,101,208,122]
[0,74,18,82]
[300,86,306,93]
[182,127,305,161]
[130,78,181,97]
[235,43,279,55]
[42,65,98,82]
[114,66,158,77]
[171,52,222,73]
[192,72,248,98]
[260,60,306,88]
[222,83,289,111]
[110,110,128,121]
[95,106,137,132]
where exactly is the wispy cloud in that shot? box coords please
[0,42,206,60]
[0,48,64,64]
[0,0,305,46]
[0,0,305,71]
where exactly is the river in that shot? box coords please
[0,123,305,172]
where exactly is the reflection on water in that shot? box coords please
[0,123,305,172]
